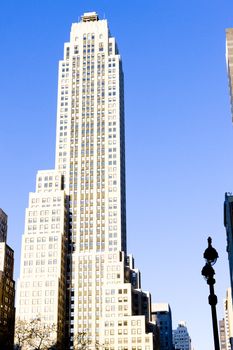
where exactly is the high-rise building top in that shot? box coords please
[226,28,233,121]
[55,11,126,255]
[82,12,99,22]
[173,322,192,350]
[16,12,157,349]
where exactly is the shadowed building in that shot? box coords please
[151,303,173,350]
[0,208,7,243]
[0,209,15,349]
[224,194,233,304]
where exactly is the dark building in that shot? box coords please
[224,193,233,304]
[151,303,173,350]
[0,209,7,243]
[0,209,15,349]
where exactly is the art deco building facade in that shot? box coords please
[17,12,156,349]
[226,28,233,121]
[0,209,15,349]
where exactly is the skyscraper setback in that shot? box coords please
[17,12,156,349]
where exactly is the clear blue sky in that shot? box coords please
[1,1,233,349]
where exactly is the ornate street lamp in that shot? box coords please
[201,237,220,350]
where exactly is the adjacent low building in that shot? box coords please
[16,170,68,348]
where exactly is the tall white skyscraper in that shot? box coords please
[17,12,156,349]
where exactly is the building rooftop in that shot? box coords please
[82,12,99,22]
[152,303,170,313]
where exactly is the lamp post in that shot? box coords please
[201,237,220,350]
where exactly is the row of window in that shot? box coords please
[25,236,59,243]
